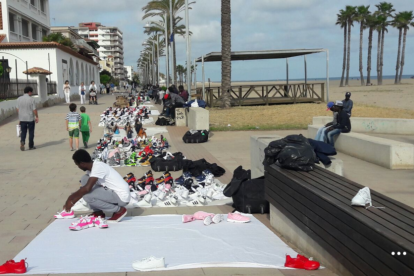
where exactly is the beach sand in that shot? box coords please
[196,78,414,112]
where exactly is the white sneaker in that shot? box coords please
[351,187,383,209]
[156,195,178,207]
[132,256,165,271]
[186,196,207,206]
[203,214,223,226]
[137,193,153,207]
[71,198,92,212]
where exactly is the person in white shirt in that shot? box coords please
[79,82,86,104]
[63,149,130,222]
[89,81,98,105]
[63,80,71,104]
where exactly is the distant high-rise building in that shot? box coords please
[0,0,51,43]
[124,65,133,81]
[73,22,125,80]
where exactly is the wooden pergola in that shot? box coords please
[195,49,330,106]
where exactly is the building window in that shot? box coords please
[9,13,15,32]
[22,19,29,37]
[31,24,37,40]
[39,0,45,12]
[30,0,36,7]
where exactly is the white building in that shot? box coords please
[0,0,50,43]
[124,65,133,81]
[0,42,100,121]
[72,22,125,80]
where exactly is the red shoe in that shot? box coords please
[108,207,127,223]
[88,211,105,218]
[0,259,27,274]
[285,254,320,270]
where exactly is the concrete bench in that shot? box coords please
[187,107,209,130]
[175,108,187,127]
[250,135,343,177]
[313,116,414,135]
[265,164,414,276]
[308,125,414,169]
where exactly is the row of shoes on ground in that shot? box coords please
[54,207,128,226]
[99,106,151,127]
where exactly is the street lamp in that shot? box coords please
[146,35,160,86]
[185,0,191,100]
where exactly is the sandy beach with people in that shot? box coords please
[198,78,414,112]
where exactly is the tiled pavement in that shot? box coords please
[0,93,337,275]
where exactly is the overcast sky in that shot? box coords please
[50,0,414,81]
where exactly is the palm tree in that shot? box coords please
[393,12,404,84]
[344,6,357,86]
[176,64,185,85]
[397,11,414,83]
[336,10,347,87]
[375,2,395,85]
[366,14,379,85]
[220,0,232,108]
[142,0,195,85]
[355,5,370,86]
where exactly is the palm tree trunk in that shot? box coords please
[345,20,352,86]
[379,28,385,85]
[376,30,381,85]
[394,28,402,84]
[398,27,407,84]
[367,27,373,85]
[359,23,365,86]
[220,0,232,108]
[172,41,178,85]
[340,24,347,87]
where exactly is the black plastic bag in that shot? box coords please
[276,134,316,172]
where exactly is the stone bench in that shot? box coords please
[250,135,343,177]
[308,125,414,169]
[313,116,414,135]
[187,107,209,130]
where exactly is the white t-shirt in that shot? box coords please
[89,161,130,202]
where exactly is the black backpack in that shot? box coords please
[182,130,209,143]
[223,166,269,214]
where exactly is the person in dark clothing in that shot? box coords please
[325,100,351,146]
[342,92,353,117]
[167,93,185,120]
[169,85,179,94]
[178,85,189,101]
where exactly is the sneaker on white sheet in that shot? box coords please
[71,198,92,212]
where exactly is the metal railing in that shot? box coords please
[0,79,38,100]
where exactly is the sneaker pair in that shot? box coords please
[132,256,165,271]
[182,211,223,226]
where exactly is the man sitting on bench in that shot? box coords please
[63,149,130,222]
[325,100,351,146]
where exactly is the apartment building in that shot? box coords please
[72,22,125,80]
[0,0,50,42]
[124,65,133,81]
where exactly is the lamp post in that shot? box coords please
[169,0,175,86]
[146,35,160,86]
[185,0,191,100]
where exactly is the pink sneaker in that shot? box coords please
[54,209,75,219]
[92,216,109,229]
[138,190,149,196]
[193,211,214,220]
[182,214,195,223]
[69,217,94,231]
[227,213,251,223]
[164,184,172,192]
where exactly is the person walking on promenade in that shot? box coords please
[79,82,86,104]
[106,83,110,94]
[80,106,92,148]
[66,103,81,151]
[89,81,98,105]
[17,86,39,151]
[63,80,71,104]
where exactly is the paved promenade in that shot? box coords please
[0,93,342,276]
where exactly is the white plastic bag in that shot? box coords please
[16,125,21,137]
[191,100,199,107]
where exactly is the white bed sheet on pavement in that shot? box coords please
[15,215,298,274]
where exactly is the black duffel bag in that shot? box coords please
[150,156,184,171]
[182,130,209,143]
[223,166,269,214]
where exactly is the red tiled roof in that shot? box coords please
[0,35,6,43]
[0,42,98,65]
[23,67,53,75]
